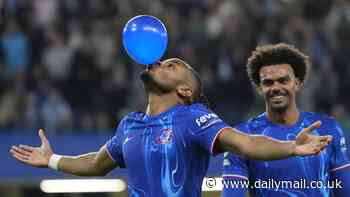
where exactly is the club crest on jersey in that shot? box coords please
[155,128,173,144]
[195,113,218,127]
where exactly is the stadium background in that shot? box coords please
[0,0,349,196]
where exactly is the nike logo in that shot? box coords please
[124,135,137,144]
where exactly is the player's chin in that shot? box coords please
[269,102,288,111]
[140,73,170,93]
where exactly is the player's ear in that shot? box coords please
[176,85,193,99]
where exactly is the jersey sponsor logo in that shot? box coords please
[155,128,173,144]
[195,113,219,127]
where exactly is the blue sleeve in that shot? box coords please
[186,105,231,155]
[330,122,350,171]
[222,152,249,197]
[331,169,350,197]
[105,118,126,168]
[222,123,250,197]
[329,121,350,196]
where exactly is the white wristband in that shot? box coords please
[48,154,62,170]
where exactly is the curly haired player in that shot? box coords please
[223,43,349,197]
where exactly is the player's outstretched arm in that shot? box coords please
[9,129,117,176]
[217,121,333,160]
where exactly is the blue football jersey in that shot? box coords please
[106,103,230,197]
[223,112,350,197]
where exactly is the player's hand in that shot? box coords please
[9,129,53,168]
[294,121,333,156]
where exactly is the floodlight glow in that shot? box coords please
[40,179,127,193]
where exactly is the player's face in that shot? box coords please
[258,64,301,111]
[140,58,192,94]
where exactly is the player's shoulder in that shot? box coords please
[235,113,269,134]
[187,103,212,113]
[118,111,145,125]
[114,111,145,135]
[122,111,144,120]
[175,103,223,128]
[302,111,338,128]
[176,103,214,117]
[302,111,342,135]
[248,113,269,126]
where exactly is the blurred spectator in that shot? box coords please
[313,62,339,113]
[42,30,73,85]
[79,111,95,131]
[0,78,25,129]
[23,91,40,128]
[32,0,60,29]
[0,0,349,132]
[1,21,28,76]
[332,104,350,133]
[89,20,116,72]
[0,1,4,26]
[40,86,72,132]
[95,111,112,132]
[0,90,19,128]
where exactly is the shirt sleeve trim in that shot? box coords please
[104,144,117,163]
[330,163,350,172]
[210,126,232,155]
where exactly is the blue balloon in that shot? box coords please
[122,15,168,65]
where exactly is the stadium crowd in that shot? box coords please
[0,0,350,133]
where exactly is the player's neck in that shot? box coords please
[146,92,183,116]
[266,104,300,126]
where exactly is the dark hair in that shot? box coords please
[247,43,310,87]
[170,58,210,106]
[189,68,210,106]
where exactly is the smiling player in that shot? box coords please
[222,43,350,197]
